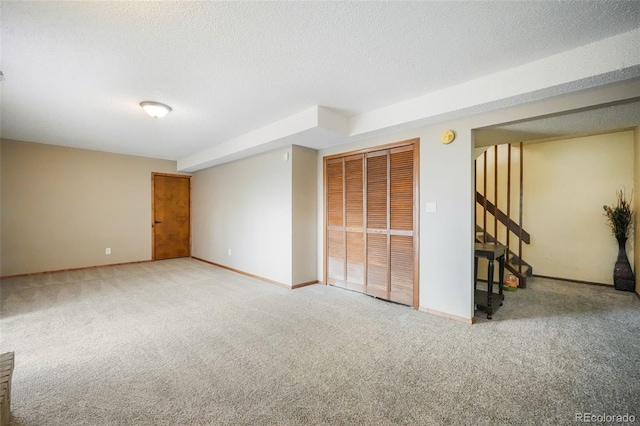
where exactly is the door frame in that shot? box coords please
[322,138,420,309]
[151,172,192,260]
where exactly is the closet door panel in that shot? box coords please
[389,146,415,305]
[366,233,388,299]
[326,159,345,287]
[345,155,364,228]
[366,151,389,299]
[390,234,414,305]
[390,147,414,231]
[346,232,365,292]
[325,139,417,307]
[327,230,346,287]
[366,152,388,231]
[327,160,344,227]
[345,155,365,292]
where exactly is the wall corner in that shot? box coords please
[634,126,640,296]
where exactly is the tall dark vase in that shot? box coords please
[613,237,635,292]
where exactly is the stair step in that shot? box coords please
[475,226,533,277]
[507,263,532,277]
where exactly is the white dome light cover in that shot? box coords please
[140,101,172,118]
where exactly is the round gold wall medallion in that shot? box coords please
[440,130,455,144]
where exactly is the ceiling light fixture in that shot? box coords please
[140,101,172,118]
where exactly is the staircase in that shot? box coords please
[475,143,532,288]
[475,224,533,280]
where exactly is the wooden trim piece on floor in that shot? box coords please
[292,280,320,289]
[533,274,612,288]
[419,307,475,324]
[0,260,154,279]
[191,256,318,290]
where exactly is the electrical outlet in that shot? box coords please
[228,249,231,256]
[105,248,111,255]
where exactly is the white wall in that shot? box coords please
[292,145,318,285]
[316,85,638,322]
[191,147,293,286]
[317,131,475,321]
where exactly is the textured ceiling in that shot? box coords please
[1,1,639,164]
[474,99,640,147]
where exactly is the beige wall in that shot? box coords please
[525,131,634,284]
[191,147,294,286]
[635,126,640,295]
[0,139,179,276]
[292,145,318,285]
[476,131,635,285]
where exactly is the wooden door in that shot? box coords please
[324,140,418,307]
[152,173,191,260]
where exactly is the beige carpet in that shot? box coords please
[1,258,639,425]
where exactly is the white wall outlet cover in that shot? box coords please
[284,152,289,161]
[425,202,437,213]
[105,248,111,254]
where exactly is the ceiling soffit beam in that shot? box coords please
[349,28,640,137]
[179,28,639,173]
[177,106,348,172]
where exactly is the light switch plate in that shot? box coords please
[425,202,437,213]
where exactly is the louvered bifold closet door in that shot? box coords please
[325,139,417,307]
[345,154,365,293]
[389,146,415,306]
[365,150,389,300]
[326,158,346,287]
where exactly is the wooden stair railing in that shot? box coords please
[476,192,530,244]
[475,142,530,288]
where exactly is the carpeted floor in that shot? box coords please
[1,258,638,425]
